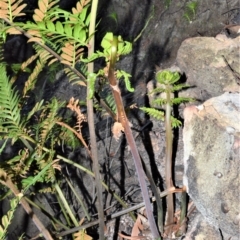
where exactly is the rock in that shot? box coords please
[176,36,240,101]
[183,92,240,237]
[184,212,222,240]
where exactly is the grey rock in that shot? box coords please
[176,36,240,101]
[184,212,222,240]
[183,92,240,237]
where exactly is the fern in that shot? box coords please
[32,0,59,22]
[117,70,134,92]
[61,41,84,67]
[183,1,198,22]
[0,0,27,22]
[0,197,19,240]
[0,63,28,143]
[99,87,116,113]
[39,98,64,145]
[140,107,165,121]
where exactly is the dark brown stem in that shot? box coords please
[108,37,160,239]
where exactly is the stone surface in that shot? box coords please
[176,35,240,101]
[184,211,222,240]
[183,92,240,237]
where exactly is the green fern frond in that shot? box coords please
[26,100,45,121]
[0,0,27,22]
[64,68,86,86]
[140,107,165,121]
[184,1,198,22]
[171,97,194,105]
[156,70,180,85]
[171,83,190,92]
[23,59,45,96]
[39,98,63,145]
[58,127,81,148]
[117,70,134,92]
[24,17,89,46]
[0,64,26,140]
[0,197,19,239]
[149,87,166,94]
[152,98,167,106]
[99,88,116,113]
[171,116,182,128]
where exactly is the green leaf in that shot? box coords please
[73,23,81,38]
[64,24,72,36]
[78,28,86,43]
[101,32,113,50]
[79,6,89,22]
[55,21,64,34]
[46,21,55,31]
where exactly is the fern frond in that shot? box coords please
[117,70,134,92]
[171,116,182,128]
[0,0,27,22]
[171,97,194,105]
[64,68,86,86]
[20,53,39,71]
[26,100,45,121]
[25,19,89,46]
[171,83,191,92]
[33,0,59,22]
[152,98,167,106]
[0,197,19,239]
[39,98,63,145]
[140,107,165,121]
[58,126,80,148]
[99,87,116,113]
[66,97,86,133]
[61,42,84,67]
[72,0,91,14]
[0,64,26,141]
[23,59,44,96]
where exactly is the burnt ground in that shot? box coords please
[0,0,240,239]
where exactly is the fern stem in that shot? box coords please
[108,37,160,239]
[165,86,174,235]
[57,155,136,221]
[65,177,91,221]
[54,182,79,227]
[87,0,105,239]
[25,197,70,230]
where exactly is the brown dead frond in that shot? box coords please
[67,97,87,133]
